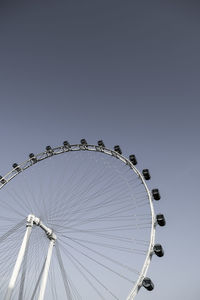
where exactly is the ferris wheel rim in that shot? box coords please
[0,143,156,299]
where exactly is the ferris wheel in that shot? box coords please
[0,139,166,300]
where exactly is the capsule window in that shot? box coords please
[142,277,154,291]
[97,140,105,147]
[129,154,137,165]
[114,145,122,154]
[156,214,166,226]
[152,189,161,200]
[153,244,164,257]
[80,139,87,145]
[142,169,151,180]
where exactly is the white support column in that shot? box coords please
[38,238,55,300]
[4,215,33,300]
[5,214,56,300]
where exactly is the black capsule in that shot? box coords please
[46,146,53,154]
[142,169,151,180]
[129,154,137,165]
[114,145,122,155]
[153,244,164,257]
[97,140,105,147]
[12,163,21,172]
[152,189,161,200]
[63,141,70,148]
[142,277,154,291]
[80,139,87,145]
[0,176,6,184]
[156,214,166,226]
[29,153,37,163]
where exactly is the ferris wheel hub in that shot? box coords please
[26,214,56,241]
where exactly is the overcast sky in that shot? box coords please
[0,1,200,299]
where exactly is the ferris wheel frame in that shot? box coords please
[0,143,157,300]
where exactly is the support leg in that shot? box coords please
[38,239,55,300]
[55,244,72,299]
[4,225,32,300]
[31,259,46,300]
[18,240,29,300]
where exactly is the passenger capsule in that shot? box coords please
[0,176,6,184]
[156,214,166,226]
[46,145,53,154]
[129,154,137,165]
[80,139,87,145]
[63,140,70,148]
[97,140,105,147]
[142,169,151,180]
[29,153,37,163]
[142,277,154,291]
[114,145,122,154]
[153,244,164,257]
[12,163,21,172]
[152,189,161,200]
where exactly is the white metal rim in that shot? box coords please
[0,144,156,299]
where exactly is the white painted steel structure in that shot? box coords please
[0,143,157,299]
[4,214,56,300]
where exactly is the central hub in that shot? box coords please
[27,214,56,241]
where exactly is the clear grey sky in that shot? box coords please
[0,1,200,299]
